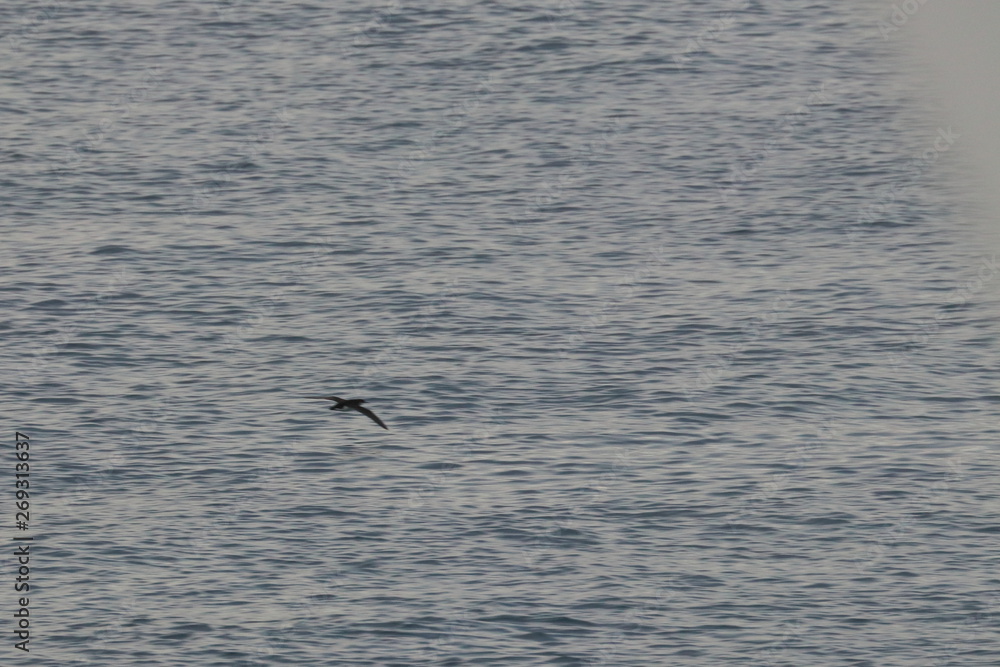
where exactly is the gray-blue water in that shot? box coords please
[3,1,999,665]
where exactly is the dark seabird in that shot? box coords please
[306,395,388,430]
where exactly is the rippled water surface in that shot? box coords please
[3,1,999,665]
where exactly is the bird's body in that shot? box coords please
[306,395,388,430]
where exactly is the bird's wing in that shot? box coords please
[355,405,389,430]
[305,395,345,402]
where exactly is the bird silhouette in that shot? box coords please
[306,395,388,430]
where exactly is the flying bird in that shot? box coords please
[306,395,388,430]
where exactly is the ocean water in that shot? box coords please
[3,1,999,665]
